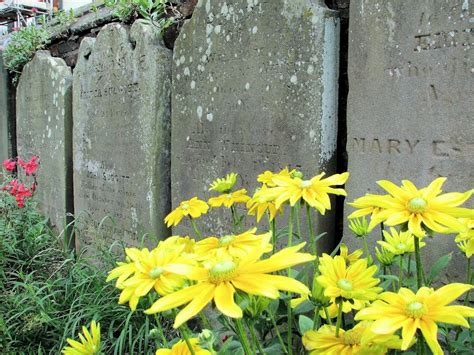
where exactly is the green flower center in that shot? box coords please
[181,203,190,210]
[300,180,312,188]
[397,243,407,251]
[149,267,165,279]
[407,197,427,213]
[337,278,353,291]
[219,235,235,247]
[405,301,426,318]
[343,328,362,345]
[209,260,237,283]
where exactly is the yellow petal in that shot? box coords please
[419,319,443,355]
[173,283,216,328]
[214,282,242,318]
[145,284,206,314]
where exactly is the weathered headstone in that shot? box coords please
[0,50,14,165]
[73,21,172,253]
[172,0,340,243]
[16,51,73,235]
[344,0,473,279]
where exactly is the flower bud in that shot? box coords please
[348,218,370,238]
[311,274,330,303]
[291,170,304,179]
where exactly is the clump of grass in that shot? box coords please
[0,192,170,354]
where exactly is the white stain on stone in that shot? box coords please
[290,75,298,84]
[206,113,214,122]
[184,67,191,76]
[462,0,469,11]
[191,81,196,89]
[221,3,229,16]
[320,16,340,164]
[307,64,315,74]
[252,26,258,34]
[282,0,309,22]
[205,0,211,13]
[197,106,203,118]
[245,83,250,90]
[214,25,222,34]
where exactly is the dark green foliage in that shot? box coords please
[0,192,167,354]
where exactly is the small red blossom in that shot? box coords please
[2,159,16,171]
[18,155,39,175]
[31,7,38,13]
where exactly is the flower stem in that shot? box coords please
[305,204,318,259]
[179,325,196,355]
[269,312,288,353]
[287,206,295,355]
[312,305,321,330]
[335,300,343,337]
[362,235,373,265]
[398,255,403,290]
[147,295,168,347]
[323,306,333,326]
[190,218,202,239]
[230,205,240,232]
[464,257,472,306]
[247,319,265,354]
[414,236,424,288]
[235,318,252,355]
[270,218,276,254]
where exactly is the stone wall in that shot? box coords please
[2,0,472,274]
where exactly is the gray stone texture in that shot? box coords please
[0,50,14,167]
[171,0,340,245]
[73,21,172,252]
[344,0,473,280]
[16,51,73,233]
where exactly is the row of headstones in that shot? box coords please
[1,0,472,278]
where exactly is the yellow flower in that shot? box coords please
[348,217,370,237]
[247,186,282,222]
[159,236,196,254]
[194,228,272,261]
[347,194,387,221]
[377,227,425,255]
[114,246,194,311]
[375,247,395,266]
[156,338,210,355]
[106,247,145,287]
[321,299,367,319]
[165,197,209,227]
[302,322,403,354]
[355,284,474,354]
[145,240,315,328]
[453,218,474,257]
[255,172,349,214]
[340,243,363,265]
[208,188,250,208]
[209,173,238,193]
[457,240,473,258]
[63,320,100,355]
[350,178,474,237]
[317,254,382,302]
[257,167,294,187]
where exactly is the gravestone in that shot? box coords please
[172,0,340,244]
[16,51,73,235]
[73,21,172,253]
[0,50,14,166]
[344,0,473,279]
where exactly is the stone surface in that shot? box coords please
[16,51,73,234]
[171,0,340,244]
[0,50,12,165]
[73,21,172,253]
[344,0,473,280]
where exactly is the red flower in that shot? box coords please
[18,155,39,175]
[31,7,38,13]
[2,159,16,171]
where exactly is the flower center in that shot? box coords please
[149,266,165,279]
[405,301,426,318]
[209,260,237,283]
[343,328,362,345]
[407,197,427,213]
[181,203,190,210]
[300,180,312,188]
[337,279,353,291]
[397,243,407,250]
[226,194,233,199]
[219,235,235,247]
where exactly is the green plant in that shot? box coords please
[2,25,50,80]
[0,191,170,354]
[105,0,179,32]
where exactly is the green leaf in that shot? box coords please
[298,315,314,335]
[427,253,452,285]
